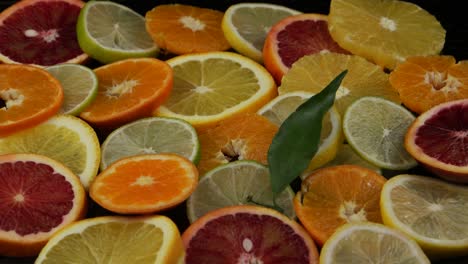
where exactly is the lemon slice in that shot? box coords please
[35,215,184,264]
[381,174,468,258]
[154,52,277,129]
[321,144,382,174]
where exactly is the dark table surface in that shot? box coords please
[1,0,468,263]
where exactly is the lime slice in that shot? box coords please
[76,1,158,64]
[343,96,417,170]
[0,115,100,189]
[321,144,382,174]
[101,117,200,170]
[46,64,98,116]
[186,160,295,223]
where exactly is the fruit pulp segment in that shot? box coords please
[0,161,73,236]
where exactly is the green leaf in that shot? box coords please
[268,70,348,195]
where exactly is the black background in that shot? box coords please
[1,0,468,263]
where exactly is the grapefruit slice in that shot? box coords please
[182,205,319,264]
[405,99,468,183]
[0,0,88,67]
[0,153,86,257]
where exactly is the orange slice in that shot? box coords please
[0,64,63,137]
[145,4,230,55]
[90,154,198,214]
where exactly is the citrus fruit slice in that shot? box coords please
[0,64,63,137]
[36,215,184,264]
[186,160,295,223]
[0,115,100,190]
[381,174,468,258]
[278,52,400,116]
[321,144,382,174]
[389,55,468,114]
[46,64,98,116]
[221,3,301,63]
[263,13,350,83]
[343,96,417,170]
[76,0,158,64]
[101,117,200,170]
[294,165,387,246]
[320,222,430,264]
[154,52,276,129]
[0,0,88,66]
[328,0,446,70]
[182,205,319,264]
[90,154,198,214]
[0,153,86,257]
[145,4,230,55]
[405,99,468,183]
[196,113,278,176]
[80,58,173,131]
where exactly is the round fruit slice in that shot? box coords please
[405,99,468,182]
[328,0,446,70]
[101,117,200,170]
[76,0,158,64]
[0,153,86,257]
[294,165,387,246]
[145,4,230,55]
[343,96,417,170]
[278,52,400,116]
[36,215,184,264]
[0,115,100,190]
[90,154,198,214]
[0,64,63,137]
[196,113,278,176]
[221,3,301,63]
[257,91,343,175]
[186,160,295,223]
[182,205,319,264]
[0,0,88,66]
[321,144,382,174]
[381,174,468,258]
[389,55,468,114]
[320,222,430,264]
[80,58,173,132]
[46,64,98,116]
[263,13,350,83]
[154,52,276,130]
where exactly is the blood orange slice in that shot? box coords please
[0,0,88,67]
[182,205,319,264]
[405,99,468,183]
[263,13,349,83]
[0,153,86,257]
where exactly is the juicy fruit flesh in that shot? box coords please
[0,161,73,236]
[0,1,84,65]
[185,213,310,263]
[415,103,468,166]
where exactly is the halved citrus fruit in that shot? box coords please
[321,144,382,174]
[145,4,230,55]
[328,0,446,70]
[405,99,468,183]
[0,153,86,257]
[381,174,468,258]
[278,52,400,116]
[154,52,276,130]
[0,115,101,190]
[182,205,319,264]
[196,113,278,176]
[0,0,88,66]
[0,64,63,137]
[320,222,430,264]
[36,215,184,263]
[90,154,198,214]
[294,165,387,246]
[389,55,468,114]
[263,13,350,83]
[221,3,301,63]
[80,58,173,131]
